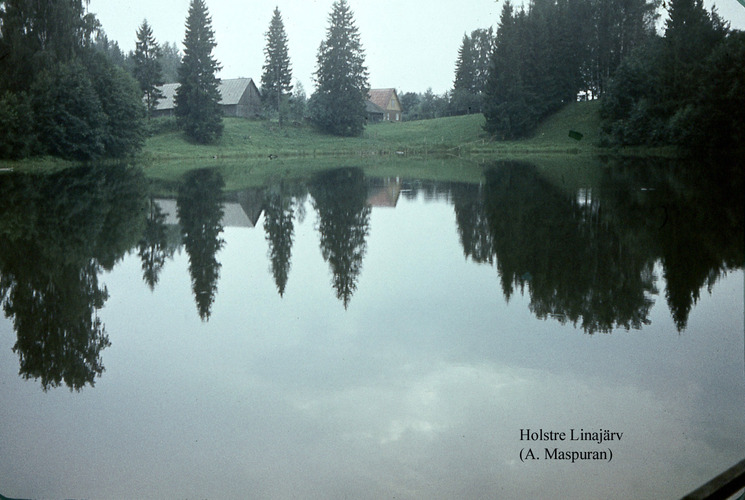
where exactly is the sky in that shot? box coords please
[89,0,745,96]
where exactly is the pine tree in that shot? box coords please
[309,0,369,136]
[260,7,293,125]
[174,0,223,143]
[133,19,164,118]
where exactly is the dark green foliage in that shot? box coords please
[30,61,107,160]
[0,0,99,92]
[0,0,146,160]
[588,0,658,95]
[451,28,494,115]
[482,0,657,139]
[692,32,745,149]
[600,0,738,149]
[175,0,223,144]
[484,2,539,138]
[261,7,293,123]
[86,50,147,157]
[177,168,225,321]
[600,41,667,145]
[309,0,369,136]
[133,19,165,118]
[0,91,36,158]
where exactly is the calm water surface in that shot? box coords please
[0,159,743,499]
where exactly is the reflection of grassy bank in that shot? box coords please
[146,156,490,194]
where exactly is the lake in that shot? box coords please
[0,158,743,499]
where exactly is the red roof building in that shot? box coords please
[368,88,402,122]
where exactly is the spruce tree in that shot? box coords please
[452,28,494,114]
[133,19,165,118]
[484,2,538,138]
[175,0,223,143]
[454,34,477,94]
[309,0,369,136]
[260,7,293,125]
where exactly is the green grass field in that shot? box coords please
[3,100,613,188]
[142,99,604,164]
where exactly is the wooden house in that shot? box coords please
[151,78,262,118]
[365,100,385,122]
[367,88,402,122]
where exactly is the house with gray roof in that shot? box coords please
[152,77,262,118]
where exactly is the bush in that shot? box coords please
[31,62,107,161]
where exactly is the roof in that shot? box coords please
[368,88,398,110]
[219,78,255,105]
[155,83,179,111]
[365,100,385,115]
[153,78,256,111]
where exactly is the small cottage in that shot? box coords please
[365,100,385,122]
[151,77,262,118]
[367,88,402,122]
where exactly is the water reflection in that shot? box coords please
[263,181,300,297]
[0,158,742,390]
[138,198,173,290]
[0,165,147,390]
[309,168,371,309]
[475,162,657,333]
[177,168,226,321]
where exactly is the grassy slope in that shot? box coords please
[143,100,603,161]
[3,100,606,187]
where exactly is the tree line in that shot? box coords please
[446,0,744,148]
[3,0,741,160]
[0,0,373,158]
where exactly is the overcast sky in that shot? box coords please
[89,0,745,95]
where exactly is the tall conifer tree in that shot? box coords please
[309,0,369,136]
[175,0,223,143]
[133,19,164,118]
[261,7,293,125]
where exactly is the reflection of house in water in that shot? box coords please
[366,178,402,208]
[154,188,265,228]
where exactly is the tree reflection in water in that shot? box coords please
[0,157,741,390]
[177,168,225,321]
[0,164,147,390]
[263,181,302,297]
[309,168,371,309]
[138,198,172,290]
[450,158,743,332]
